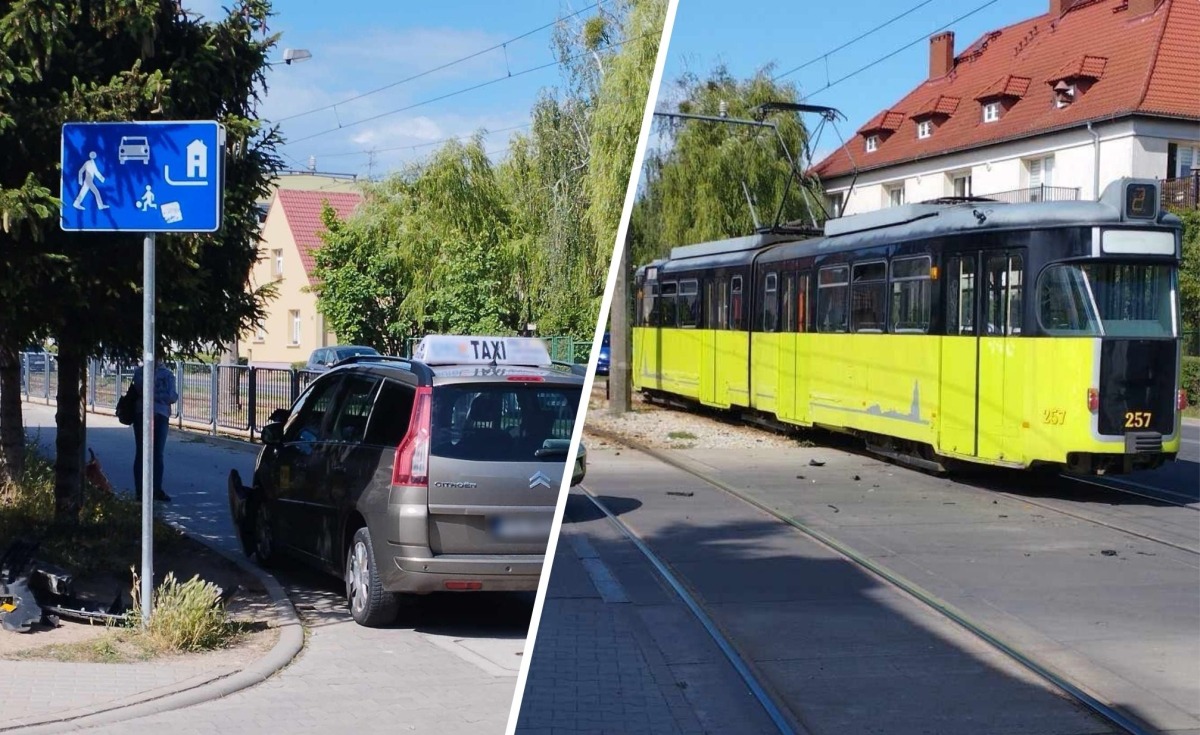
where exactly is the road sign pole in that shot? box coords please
[141,231,155,628]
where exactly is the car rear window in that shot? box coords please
[430,383,579,462]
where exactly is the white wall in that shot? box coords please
[823,116,1195,215]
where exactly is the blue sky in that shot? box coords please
[185,0,609,177]
[659,0,1051,163]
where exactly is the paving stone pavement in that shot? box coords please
[514,492,778,734]
[15,402,525,734]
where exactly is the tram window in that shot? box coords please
[731,276,744,330]
[851,261,887,333]
[642,283,659,327]
[660,281,679,328]
[797,273,810,333]
[890,256,932,333]
[762,272,780,332]
[717,278,730,329]
[782,274,796,332]
[817,266,849,333]
[1037,265,1101,335]
[679,279,700,328]
[984,255,1023,336]
[946,256,975,335]
[704,280,717,329]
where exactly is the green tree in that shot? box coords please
[630,66,817,265]
[1177,208,1200,342]
[0,1,280,514]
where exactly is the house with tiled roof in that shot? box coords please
[238,188,363,366]
[813,0,1200,217]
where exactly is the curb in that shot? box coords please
[4,522,304,734]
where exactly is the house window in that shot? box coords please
[886,185,905,208]
[951,173,972,198]
[982,101,1000,123]
[290,310,301,345]
[272,249,283,277]
[254,325,266,343]
[1054,83,1076,109]
[865,135,879,153]
[1027,156,1055,199]
[917,120,933,139]
[825,192,844,218]
[1170,143,1199,178]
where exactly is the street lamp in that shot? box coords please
[268,48,312,66]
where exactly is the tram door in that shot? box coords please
[700,280,717,405]
[940,252,1023,460]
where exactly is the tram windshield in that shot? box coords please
[1037,263,1176,337]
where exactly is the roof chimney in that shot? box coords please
[1127,0,1161,16]
[1051,0,1074,15]
[929,31,954,79]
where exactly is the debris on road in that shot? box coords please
[808,459,825,467]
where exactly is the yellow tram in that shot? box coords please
[633,179,1185,475]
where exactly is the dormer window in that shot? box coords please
[865,135,879,153]
[1054,81,1076,108]
[982,101,1000,123]
[917,120,932,139]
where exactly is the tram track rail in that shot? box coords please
[587,424,1163,735]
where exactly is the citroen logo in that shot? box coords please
[528,471,552,489]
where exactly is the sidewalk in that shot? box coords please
[0,402,300,734]
[514,491,779,734]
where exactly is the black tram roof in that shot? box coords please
[642,179,1180,274]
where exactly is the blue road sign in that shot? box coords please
[60,121,225,233]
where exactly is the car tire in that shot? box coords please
[345,526,399,627]
[252,499,279,568]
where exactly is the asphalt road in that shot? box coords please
[571,430,1200,734]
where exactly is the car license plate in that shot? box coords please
[489,515,552,541]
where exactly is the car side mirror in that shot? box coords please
[571,444,587,486]
[260,421,285,445]
[268,408,290,424]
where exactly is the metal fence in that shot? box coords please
[1162,173,1199,210]
[19,354,322,438]
[18,339,597,437]
[975,185,1081,204]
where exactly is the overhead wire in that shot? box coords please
[771,0,940,81]
[311,122,533,159]
[272,1,600,124]
[286,30,657,147]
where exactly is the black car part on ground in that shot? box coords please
[1,540,128,632]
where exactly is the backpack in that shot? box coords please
[116,382,139,426]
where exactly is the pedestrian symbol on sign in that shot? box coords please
[72,152,109,211]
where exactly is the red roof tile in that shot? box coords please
[859,109,907,135]
[975,75,1033,101]
[814,0,1200,180]
[1047,54,1108,82]
[912,95,961,119]
[275,189,362,284]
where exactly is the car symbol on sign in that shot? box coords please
[118,136,150,165]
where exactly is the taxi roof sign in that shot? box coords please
[412,335,552,367]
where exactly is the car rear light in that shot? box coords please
[1179,389,1189,411]
[444,581,482,591]
[392,386,432,486]
[1087,387,1099,412]
[506,375,544,382]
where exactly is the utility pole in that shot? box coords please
[609,230,631,415]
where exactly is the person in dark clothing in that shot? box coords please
[131,358,179,502]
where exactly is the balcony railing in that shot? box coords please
[1161,172,1199,210]
[974,185,1080,204]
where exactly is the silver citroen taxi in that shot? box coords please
[229,335,586,626]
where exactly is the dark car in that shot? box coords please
[306,345,379,372]
[595,333,611,376]
[229,336,587,627]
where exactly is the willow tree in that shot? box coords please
[0,1,280,515]
[631,66,818,265]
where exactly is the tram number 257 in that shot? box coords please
[1124,411,1153,429]
[1041,409,1066,425]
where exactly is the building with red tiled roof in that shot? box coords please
[813,0,1200,216]
[239,186,363,366]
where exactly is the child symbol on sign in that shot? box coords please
[137,185,157,212]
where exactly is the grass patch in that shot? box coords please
[0,451,181,576]
[666,430,697,441]
[132,570,235,653]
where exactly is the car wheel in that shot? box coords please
[345,526,399,627]
[253,500,278,567]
